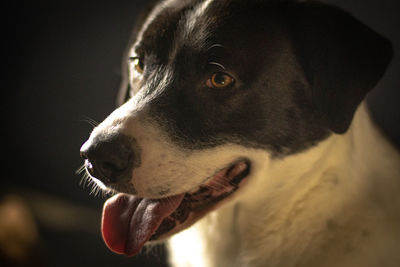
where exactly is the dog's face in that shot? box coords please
[80,0,392,257]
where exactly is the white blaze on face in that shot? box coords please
[89,93,270,199]
[185,0,215,34]
[87,0,271,199]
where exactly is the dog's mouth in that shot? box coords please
[101,159,250,257]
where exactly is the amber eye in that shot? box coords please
[207,72,235,88]
[130,57,144,74]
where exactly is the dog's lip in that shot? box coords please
[150,159,250,238]
[101,159,251,257]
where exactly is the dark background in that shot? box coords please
[3,0,399,266]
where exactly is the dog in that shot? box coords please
[80,0,400,266]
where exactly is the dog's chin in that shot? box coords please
[101,159,251,257]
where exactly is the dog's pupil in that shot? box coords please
[214,73,228,85]
[138,60,144,70]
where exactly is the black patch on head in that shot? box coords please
[119,0,392,156]
[287,2,393,134]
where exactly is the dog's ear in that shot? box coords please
[290,2,393,134]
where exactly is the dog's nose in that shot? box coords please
[80,134,133,184]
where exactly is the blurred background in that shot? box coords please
[3,0,399,266]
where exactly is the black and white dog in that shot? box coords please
[80,0,400,266]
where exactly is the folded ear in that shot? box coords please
[290,2,393,134]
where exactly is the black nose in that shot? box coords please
[80,134,133,184]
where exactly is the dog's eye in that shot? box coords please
[207,72,235,88]
[130,57,145,74]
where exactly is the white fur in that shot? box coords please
[90,90,266,199]
[168,103,400,267]
[89,64,400,265]
[184,0,214,38]
[84,1,400,265]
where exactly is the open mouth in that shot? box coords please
[101,159,251,256]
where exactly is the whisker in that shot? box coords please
[76,163,115,199]
[80,116,99,128]
[89,179,102,197]
[75,164,86,175]
[79,172,89,187]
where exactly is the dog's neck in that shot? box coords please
[168,102,400,267]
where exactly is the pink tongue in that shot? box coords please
[101,193,184,256]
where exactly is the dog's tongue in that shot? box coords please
[101,193,184,256]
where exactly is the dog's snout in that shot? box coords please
[80,134,134,184]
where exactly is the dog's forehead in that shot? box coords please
[132,0,281,57]
[132,0,298,61]
[132,0,217,56]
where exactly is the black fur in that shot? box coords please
[119,0,392,155]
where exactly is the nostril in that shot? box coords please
[79,135,134,184]
[98,153,132,181]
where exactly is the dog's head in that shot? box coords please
[80,0,392,257]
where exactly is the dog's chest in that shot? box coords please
[168,205,400,267]
[168,204,244,267]
[167,168,400,267]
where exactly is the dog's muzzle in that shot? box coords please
[80,134,134,185]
